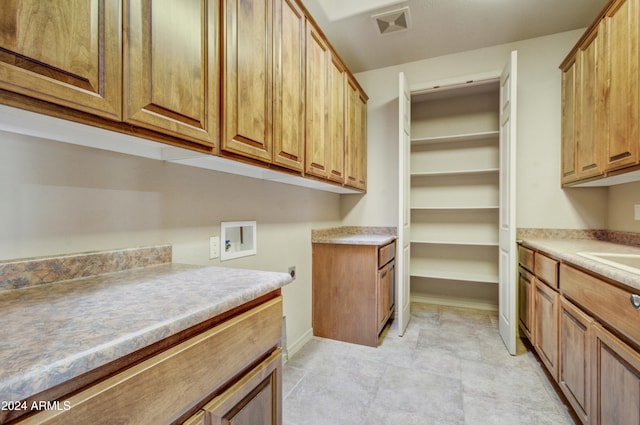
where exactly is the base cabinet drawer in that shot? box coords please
[591,323,640,425]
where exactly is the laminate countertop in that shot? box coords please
[519,238,640,291]
[311,226,397,246]
[0,263,292,404]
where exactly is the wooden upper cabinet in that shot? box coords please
[561,57,578,185]
[345,76,367,190]
[273,0,305,172]
[327,54,346,183]
[124,0,219,149]
[305,21,330,179]
[575,22,605,180]
[222,0,273,163]
[0,1,122,120]
[603,0,639,171]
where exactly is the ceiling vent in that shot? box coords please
[372,6,411,36]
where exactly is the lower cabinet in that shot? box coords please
[591,322,640,425]
[559,297,592,425]
[533,277,560,380]
[518,266,534,340]
[17,295,283,425]
[312,240,396,347]
[519,244,640,425]
[201,349,281,425]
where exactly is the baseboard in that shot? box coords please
[284,328,313,363]
[410,294,498,312]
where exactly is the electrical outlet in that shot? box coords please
[209,236,220,259]
[288,266,296,280]
[635,204,640,221]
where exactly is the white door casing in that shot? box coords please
[397,72,411,336]
[498,50,518,355]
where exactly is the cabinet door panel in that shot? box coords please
[576,23,604,180]
[273,0,305,172]
[204,349,281,425]
[125,0,219,147]
[0,0,121,119]
[559,297,592,425]
[518,266,533,341]
[591,323,640,425]
[604,0,639,170]
[223,0,273,162]
[327,54,345,183]
[561,58,578,185]
[533,278,559,380]
[305,22,329,178]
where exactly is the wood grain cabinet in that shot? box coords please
[273,0,306,172]
[518,265,534,340]
[326,54,346,183]
[0,1,122,120]
[17,295,283,425]
[591,322,640,425]
[124,0,219,148]
[533,276,560,380]
[345,75,368,191]
[559,297,592,425]
[560,0,640,185]
[312,240,396,347]
[222,0,274,163]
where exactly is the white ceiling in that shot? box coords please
[299,0,608,73]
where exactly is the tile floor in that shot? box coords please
[282,302,576,425]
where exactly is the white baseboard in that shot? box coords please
[411,294,498,312]
[284,328,314,363]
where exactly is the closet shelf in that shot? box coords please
[411,130,499,146]
[411,206,499,211]
[411,239,499,247]
[410,269,499,284]
[411,168,499,177]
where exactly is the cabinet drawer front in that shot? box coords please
[378,241,396,267]
[535,252,559,288]
[561,264,640,348]
[21,297,283,425]
[518,245,535,272]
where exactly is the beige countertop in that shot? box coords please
[312,226,397,246]
[0,247,292,405]
[519,238,640,291]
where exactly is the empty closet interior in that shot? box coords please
[410,80,501,310]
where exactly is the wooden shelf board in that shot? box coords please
[411,130,499,146]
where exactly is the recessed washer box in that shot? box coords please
[221,221,257,261]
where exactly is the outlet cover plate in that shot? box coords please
[210,236,220,259]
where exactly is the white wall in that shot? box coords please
[0,129,341,354]
[608,181,640,232]
[348,29,609,230]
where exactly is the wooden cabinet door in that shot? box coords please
[518,266,533,341]
[345,76,367,190]
[603,0,639,171]
[559,297,593,425]
[222,0,273,163]
[327,54,345,183]
[357,91,368,190]
[377,260,393,333]
[533,277,559,380]
[561,57,578,185]
[125,0,219,148]
[273,0,305,172]
[576,22,605,180]
[203,349,281,425]
[0,1,121,120]
[305,21,330,179]
[591,323,640,425]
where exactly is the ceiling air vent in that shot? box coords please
[372,6,411,36]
